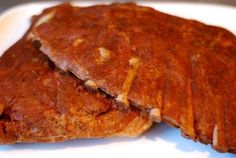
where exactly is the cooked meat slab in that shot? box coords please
[0,37,151,144]
[33,3,236,153]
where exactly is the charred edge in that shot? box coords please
[0,109,11,122]
[32,40,42,50]
[229,148,236,154]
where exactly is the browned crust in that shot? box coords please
[0,38,152,144]
[33,3,236,153]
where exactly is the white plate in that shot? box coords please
[0,2,235,158]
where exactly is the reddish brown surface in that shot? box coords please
[33,3,236,153]
[0,38,151,144]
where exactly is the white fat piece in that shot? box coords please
[85,80,98,90]
[115,93,129,108]
[213,125,218,148]
[98,47,111,62]
[73,38,84,47]
[150,108,161,122]
[26,32,36,41]
[212,124,228,152]
[129,57,140,66]
[34,10,56,27]
[27,10,56,41]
